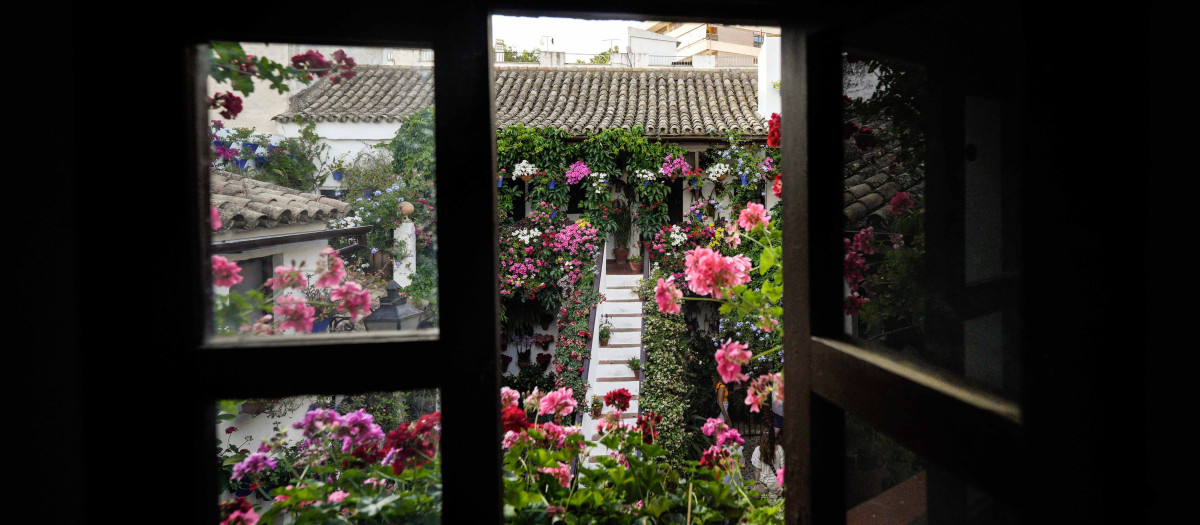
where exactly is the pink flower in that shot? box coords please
[239,314,275,335]
[274,296,316,333]
[684,248,752,299]
[776,467,785,487]
[312,247,347,288]
[210,205,222,230]
[701,417,728,436]
[500,387,520,408]
[538,461,572,488]
[231,452,277,480]
[212,256,244,288]
[724,221,742,249]
[890,191,914,215]
[844,292,869,316]
[715,339,752,384]
[330,281,372,321]
[737,202,770,231]
[716,427,744,447]
[654,276,682,314]
[327,490,349,504]
[538,387,577,417]
[523,388,544,412]
[773,173,782,198]
[265,266,308,291]
[221,509,259,525]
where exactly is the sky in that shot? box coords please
[490,15,646,55]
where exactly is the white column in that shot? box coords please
[757,37,781,119]
[393,221,417,286]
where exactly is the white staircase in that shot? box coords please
[580,272,644,466]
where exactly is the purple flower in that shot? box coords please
[336,409,385,452]
[231,452,278,480]
[292,408,342,437]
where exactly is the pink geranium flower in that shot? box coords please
[737,202,770,231]
[274,295,316,333]
[890,191,914,215]
[212,256,244,288]
[210,205,223,230]
[538,461,572,488]
[776,467,785,487]
[327,490,349,504]
[715,339,752,384]
[221,509,259,525]
[538,387,577,417]
[701,417,728,436]
[654,276,682,314]
[684,248,752,299]
[312,247,347,288]
[500,387,521,408]
[330,281,372,321]
[265,266,308,291]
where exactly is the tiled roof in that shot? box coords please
[210,171,353,232]
[493,67,766,137]
[275,65,435,123]
[842,131,925,228]
[274,65,768,137]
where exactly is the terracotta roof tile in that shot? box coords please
[275,65,768,137]
[210,171,353,232]
[842,123,926,228]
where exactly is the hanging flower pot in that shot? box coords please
[255,156,267,168]
[213,140,224,148]
[332,170,343,181]
[498,177,503,188]
[242,143,259,154]
[240,401,267,416]
[540,314,553,331]
[549,179,556,190]
[398,201,415,217]
[740,174,749,186]
[521,174,532,182]
[234,158,249,170]
[718,172,728,182]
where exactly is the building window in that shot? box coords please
[706,25,719,40]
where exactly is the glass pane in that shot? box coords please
[216,389,442,523]
[840,35,1023,399]
[846,413,1018,524]
[205,42,439,341]
[494,14,785,523]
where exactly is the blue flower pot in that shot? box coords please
[213,140,224,148]
[551,211,558,218]
[364,190,373,198]
[255,155,267,166]
[235,158,248,170]
[311,318,332,333]
[740,175,748,186]
[332,170,343,181]
[243,143,258,154]
[549,180,556,190]
[498,178,503,187]
[643,181,650,187]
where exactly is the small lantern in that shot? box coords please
[398,201,415,217]
[363,281,423,331]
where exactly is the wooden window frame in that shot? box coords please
[90,2,1143,525]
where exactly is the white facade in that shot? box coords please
[757,37,782,119]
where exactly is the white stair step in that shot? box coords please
[604,288,639,301]
[605,274,643,287]
[608,331,641,345]
[601,301,642,315]
[606,316,642,329]
[592,346,641,360]
[593,379,640,393]
[594,361,641,378]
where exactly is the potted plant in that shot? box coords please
[628,249,643,273]
[627,356,642,379]
[612,198,632,265]
[590,395,604,418]
[329,155,349,181]
[303,287,339,333]
[599,316,613,346]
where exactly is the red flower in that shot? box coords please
[604,388,632,412]
[501,405,531,433]
[208,92,243,120]
[772,173,783,198]
[767,113,781,147]
[889,191,914,215]
[225,426,238,434]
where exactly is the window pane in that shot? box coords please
[216,389,441,522]
[840,41,1022,400]
[205,42,439,341]
[845,413,1018,524]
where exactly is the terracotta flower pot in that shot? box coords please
[629,260,643,273]
[600,337,609,346]
[521,175,531,182]
[613,247,629,265]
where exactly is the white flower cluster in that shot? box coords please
[327,215,364,230]
[667,225,687,246]
[633,169,656,182]
[513,160,539,179]
[512,227,542,244]
[705,163,730,181]
[590,172,609,193]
